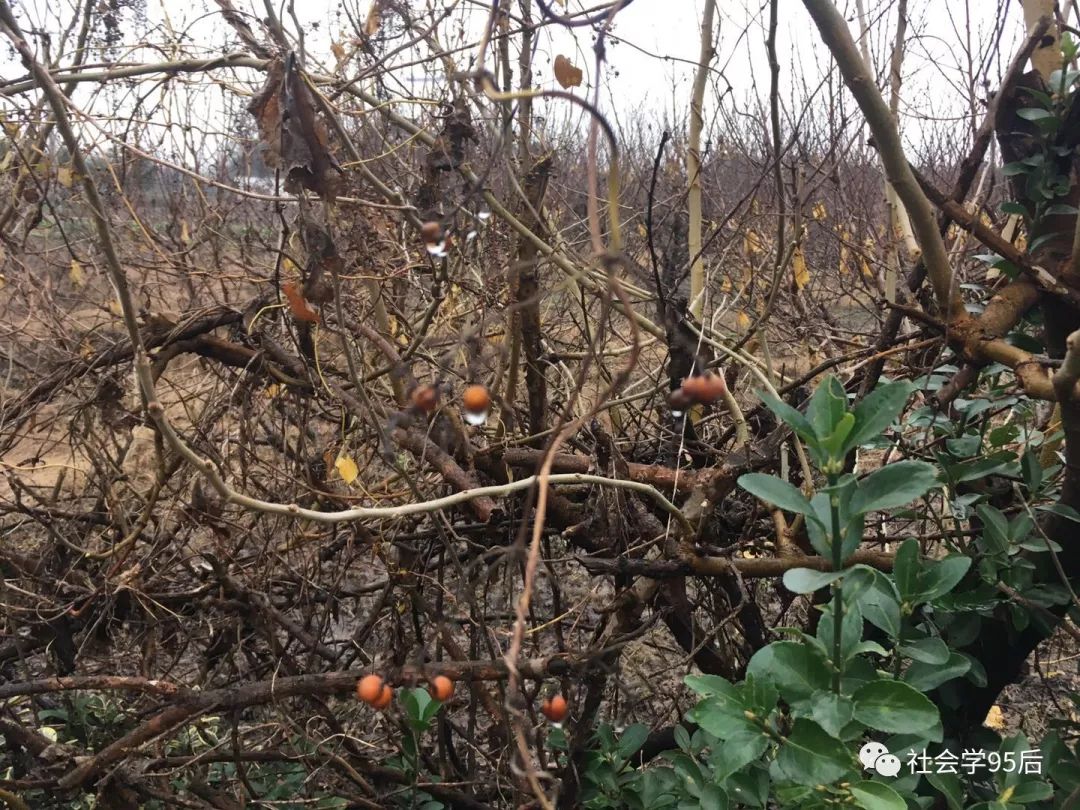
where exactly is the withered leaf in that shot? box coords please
[282,280,320,323]
[553,55,583,89]
[426,98,477,171]
[247,54,341,200]
[364,0,383,36]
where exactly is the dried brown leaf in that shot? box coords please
[553,54,582,89]
[247,56,340,200]
[364,1,383,36]
[283,280,320,324]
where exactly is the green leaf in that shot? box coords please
[738,474,814,516]
[746,641,831,702]
[817,599,864,663]
[1017,107,1054,121]
[700,784,729,809]
[1001,201,1029,216]
[849,462,938,516]
[1045,203,1080,215]
[686,685,755,738]
[859,575,902,638]
[684,674,733,697]
[782,567,845,594]
[902,652,971,691]
[847,382,913,451]
[806,376,849,444]
[892,539,920,603]
[977,504,1009,554]
[616,724,649,761]
[757,389,818,446]
[926,771,963,810]
[898,637,950,665]
[1021,447,1043,492]
[809,691,854,738]
[849,781,906,810]
[772,718,855,786]
[673,724,691,752]
[852,680,939,735]
[708,728,770,782]
[1008,781,1053,802]
[919,556,971,602]
[822,412,856,458]
[402,688,434,732]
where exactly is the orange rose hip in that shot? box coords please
[429,675,454,702]
[541,694,568,723]
[357,674,384,704]
[372,684,394,710]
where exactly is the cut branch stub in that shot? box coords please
[248,54,341,200]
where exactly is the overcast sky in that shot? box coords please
[1,0,1026,160]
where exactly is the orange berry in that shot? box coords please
[372,683,394,710]
[429,675,454,702]
[680,372,725,404]
[700,372,727,402]
[667,388,692,413]
[357,674,383,704]
[462,384,490,414]
[420,221,443,244]
[411,384,438,414]
[541,694,568,723]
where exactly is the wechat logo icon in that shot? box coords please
[859,742,902,777]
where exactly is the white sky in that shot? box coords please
[1,1,1026,162]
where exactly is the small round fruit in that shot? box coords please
[680,374,707,403]
[680,372,725,404]
[429,675,454,702]
[420,221,443,244]
[357,674,384,704]
[411,384,438,414]
[699,372,726,402]
[541,694,568,723]
[462,384,490,425]
[462,384,490,413]
[667,388,692,415]
[372,684,394,710]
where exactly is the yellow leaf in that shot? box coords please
[720,275,732,293]
[811,202,827,221]
[69,258,84,286]
[792,247,810,290]
[57,166,73,188]
[180,219,190,244]
[860,256,874,279]
[335,455,359,485]
[984,705,1005,730]
[109,299,123,316]
[265,383,280,398]
[80,338,94,359]
[839,243,851,275]
[331,41,346,63]
[735,310,751,330]
[553,54,583,89]
[743,228,764,257]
